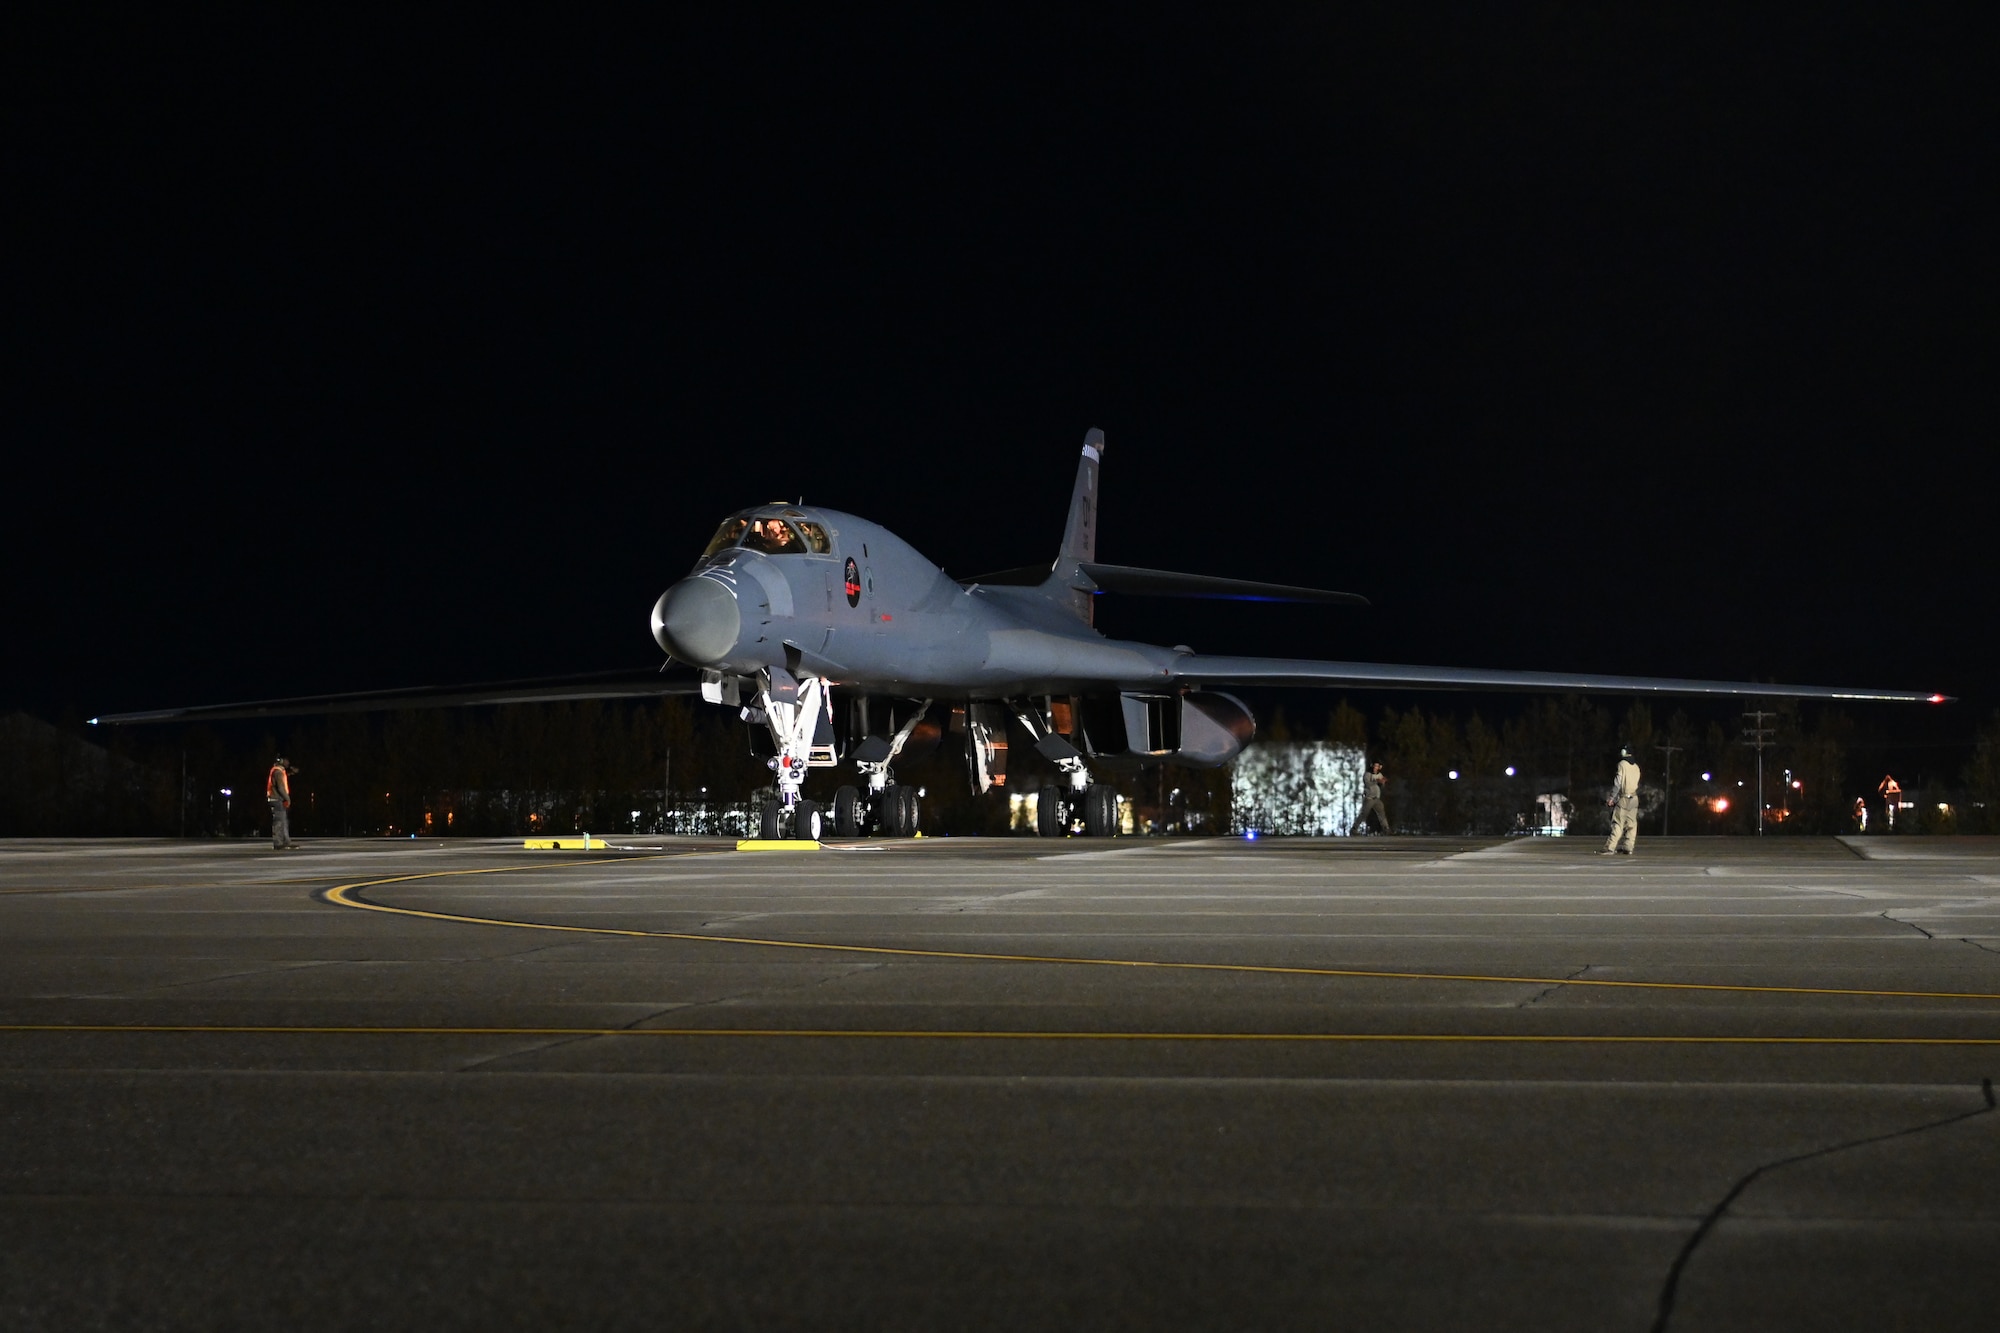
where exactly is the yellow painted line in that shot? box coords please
[735,839,825,852]
[320,864,2000,1005]
[524,837,611,850]
[4,1023,1999,1046]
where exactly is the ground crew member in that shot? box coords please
[267,756,298,851]
[1601,745,1640,855]
[1351,760,1392,835]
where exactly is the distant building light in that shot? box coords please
[1505,766,1516,777]
[1712,797,1730,812]
[1448,770,1459,780]
[1701,772,1712,781]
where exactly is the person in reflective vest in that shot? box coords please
[1350,760,1392,835]
[1600,745,1641,856]
[267,756,298,851]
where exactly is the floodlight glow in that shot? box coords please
[1702,772,1712,781]
[1505,766,1516,776]
[1448,770,1459,780]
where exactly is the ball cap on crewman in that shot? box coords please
[1620,745,1634,759]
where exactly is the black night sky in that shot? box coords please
[8,13,1993,756]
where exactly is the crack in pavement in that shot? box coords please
[1880,911,1934,940]
[1518,965,1593,1008]
[1960,938,2000,956]
[1650,1076,1997,1333]
[90,959,343,998]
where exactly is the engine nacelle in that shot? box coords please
[1079,691,1255,768]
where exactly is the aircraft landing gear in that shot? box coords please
[847,699,932,838]
[833,785,863,837]
[873,785,919,836]
[750,669,835,840]
[1036,786,1068,837]
[1010,698,1113,838]
[795,799,823,841]
[1083,782,1119,837]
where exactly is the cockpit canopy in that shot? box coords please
[701,510,831,558]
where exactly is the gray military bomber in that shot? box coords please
[99,429,1951,840]
[646,430,1948,839]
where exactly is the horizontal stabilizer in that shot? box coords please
[91,667,703,724]
[1166,654,1953,704]
[1078,564,1371,606]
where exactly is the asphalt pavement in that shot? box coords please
[3,833,1997,1331]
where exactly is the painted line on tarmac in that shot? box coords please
[319,864,2000,1005]
[4,1022,2000,1046]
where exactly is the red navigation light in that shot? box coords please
[1929,694,1948,704]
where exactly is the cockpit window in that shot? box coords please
[701,517,749,558]
[703,514,831,558]
[741,517,806,555]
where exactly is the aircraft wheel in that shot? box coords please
[833,786,862,837]
[795,800,823,841]
[1036,788,1068,837]
[1083,783,1118,837]
[759,801,782,840]
[892,785,920,837]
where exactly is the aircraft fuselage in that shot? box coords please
[652,506,1180,696]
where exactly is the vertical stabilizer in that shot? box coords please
[1051,428,1104,623]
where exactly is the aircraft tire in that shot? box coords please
[795,800,823,841]
[1084,783,1117,837]
[759,801,783,840]
[1037,788,1068,837]
[895,785,920,837]
[833,786,862,837]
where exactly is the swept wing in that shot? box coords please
[1165,654,1950,704]
[91,668,700,725]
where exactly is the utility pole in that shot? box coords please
[1742,710,1777,836]
[1654,741,1682,837]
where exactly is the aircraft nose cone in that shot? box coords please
[653,577,741,664]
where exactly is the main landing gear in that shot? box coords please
[1007,698,1116,838]
[829,782,919,837]
[1036,781,1118,838]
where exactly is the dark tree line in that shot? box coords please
[5,700,1996,838]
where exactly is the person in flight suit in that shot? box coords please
[267,756,299,851]
[1601,745,1641,855]
[1351,760,1392,835]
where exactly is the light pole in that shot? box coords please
[1654,742,1682,837]
[1742,710,1776,836]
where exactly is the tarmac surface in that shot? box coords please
[3,832,1998,1331]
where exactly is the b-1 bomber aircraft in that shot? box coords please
[99,429,1951,839]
